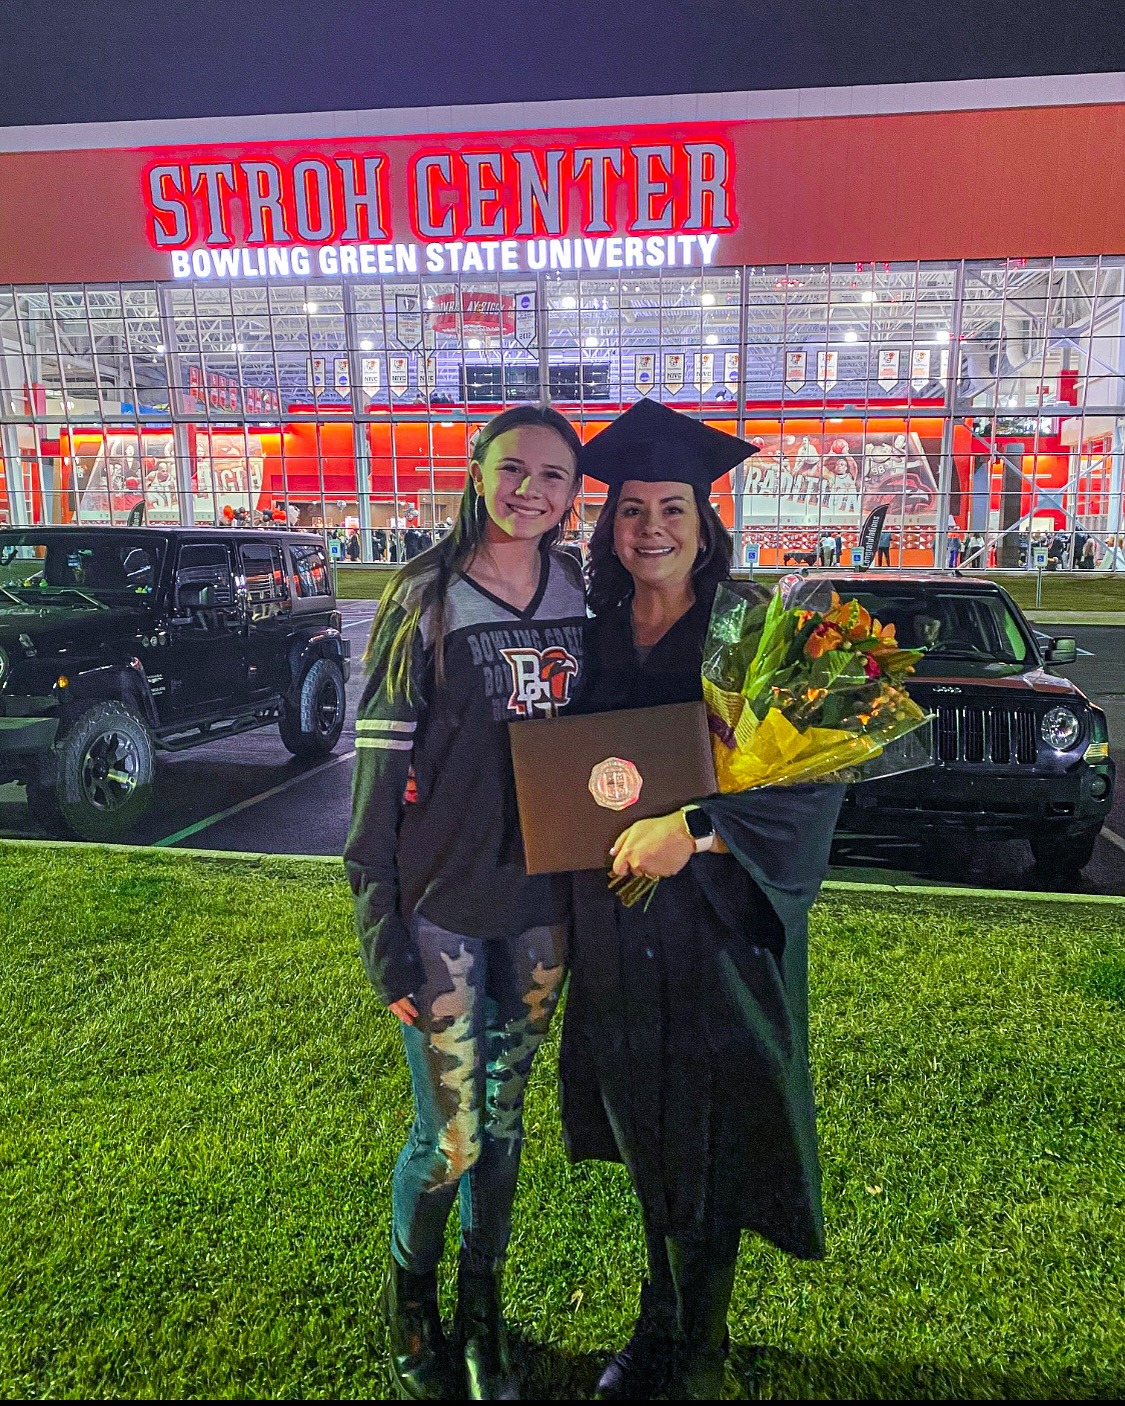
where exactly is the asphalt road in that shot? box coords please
[1,604,1123,896]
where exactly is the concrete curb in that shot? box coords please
[0,836,342,866]
[5,837,1125,906]
[820,878,1125,905]
[1025,611,1125,626]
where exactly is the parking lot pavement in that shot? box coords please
[1,605,1124,894]
[0,602,376,858]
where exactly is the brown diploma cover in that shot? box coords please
[508,701,718,874]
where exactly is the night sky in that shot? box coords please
[2,0,1124,127]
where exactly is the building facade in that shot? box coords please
[2,74,1125,568]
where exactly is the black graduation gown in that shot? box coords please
[560,597,844,1259]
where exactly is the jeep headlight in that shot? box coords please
[1041,706,1081,750]
[0,645,8,684]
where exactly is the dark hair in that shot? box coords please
[585,482,733,616]
[367,405,583,697]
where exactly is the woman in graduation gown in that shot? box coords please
[560,399,845,1400]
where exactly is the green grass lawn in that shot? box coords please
[334,564,1125,612]
[1,845,1122,1400]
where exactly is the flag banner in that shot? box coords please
[911,349,931,388]
[858,502,889,566]
[361,356,381,393]
[394,293,423,348]
[334,356,351,393]
[817,349,838,390]
[307,356,326,391]
[694,351,715,392]
[877,348,900,391]
[389,356,409,395]
[513,288,537,347]
[724,351,740,391]
[785,350,807,393]
[634,353,656,394]
[664,352,686,394]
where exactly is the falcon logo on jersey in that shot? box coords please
[501,646,579,717]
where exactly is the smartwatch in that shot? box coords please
[681,805,716,854]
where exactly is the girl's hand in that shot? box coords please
[610,812,695,880]
[388,997,419,1025]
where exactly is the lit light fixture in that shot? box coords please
[304,301,318,314]
[229,342,244,353]
[844,330,859,343]
[935,328,951,342]
[584,335,598,347]
[561,295,577,309]
[156,343,166,354]
[1007,396,1019,407]
[705,333,719,346]
[861,290,877,303]
[360,339,374,351]
[701,292,716,306]
[468,337,482,350]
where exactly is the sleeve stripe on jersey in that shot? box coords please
[356,719,417,733]
[356,736,414,750]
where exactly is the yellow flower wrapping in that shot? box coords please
[703,677,885,792]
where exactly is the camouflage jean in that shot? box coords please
[391,913,567,1274]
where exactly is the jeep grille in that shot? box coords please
[935,705,1038,766]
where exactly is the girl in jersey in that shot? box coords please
[345,406,586,1401]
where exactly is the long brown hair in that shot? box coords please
[585,482,733,616]
[367,405,583,698]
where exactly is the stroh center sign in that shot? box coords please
[144,134,733,279]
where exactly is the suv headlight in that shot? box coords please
[1041,706,1081,750]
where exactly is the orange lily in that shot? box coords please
[804,622,842,659]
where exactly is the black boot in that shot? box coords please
[595,1280,678,1400]
[382,1257,458,1400]
[666,1241,738,1401]
[455,1257,519,1400]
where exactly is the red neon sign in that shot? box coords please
[142,133,736,250]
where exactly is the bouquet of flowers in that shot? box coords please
[609,581,933,908]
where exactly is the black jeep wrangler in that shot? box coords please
[812,572,1115,879]
[0,526,350,840]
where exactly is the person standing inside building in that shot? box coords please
[561,401,844,1400]
[1102,535,1125,570]
[345,405,586,1401]
[875,526,892,566]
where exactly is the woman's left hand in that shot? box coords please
[610,812,695,880]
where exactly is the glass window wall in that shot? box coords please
[1,258,1124,569]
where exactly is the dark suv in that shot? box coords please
[0,526,350,840]
[813,573,1115,879]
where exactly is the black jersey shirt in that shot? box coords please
[345,549,586,1004]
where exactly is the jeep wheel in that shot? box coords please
[1029,825,1102,880]
[279,658,346,759]
[54,702,156,841]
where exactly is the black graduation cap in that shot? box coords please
[578,397,758,489]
